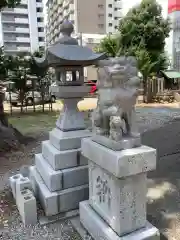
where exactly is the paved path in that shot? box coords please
[136,107,180,239]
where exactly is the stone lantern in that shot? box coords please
[29,20,106,218]
[35,20,106,131]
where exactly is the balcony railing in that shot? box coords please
[15,18,29,24]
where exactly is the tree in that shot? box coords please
[94,0,170,102]
[117,0,171,102]
[9,54,32,111]
[29,51,49,112]
[0,49,30,152]
[94,34,119,57]
[0,46,17,121]
[0,0,21,11]
[29,51,47,80]
[0,1,34,153]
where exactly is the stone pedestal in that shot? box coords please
[29,86,91,217]
[79,138,160,240]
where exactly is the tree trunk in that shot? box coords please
[143,78,147,103]
[143,77,153,103]
[0,91,32,153]
[0,92,8,127]
[146,78,152,103]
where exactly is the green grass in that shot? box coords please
[8,111,59,135]
[7,97,95,136]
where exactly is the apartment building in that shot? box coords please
[168,0,180,70]
[46,0,122,45]
[0,0,45,55]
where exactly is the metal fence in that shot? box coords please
[4,89,61,115]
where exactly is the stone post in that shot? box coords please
[80,140,159,240]
[79,57,160,240]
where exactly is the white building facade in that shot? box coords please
[46,0,123,45]
[0,0,45,55]
[105,0,122,33]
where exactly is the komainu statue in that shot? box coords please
[92,57,141,150]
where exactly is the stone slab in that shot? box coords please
[79,155,88,166]
[39,209,79,226]
[71,216,88,239]
[80,201,160,240]
[92,135,141,151]
[49,128,91,151]
[82,138,156,178]
[51,85,89,98]
[35,153,63,192]
[62,165,88,189]
[42,140,88,170]
[89,161,146,236]
[29,166,58,216]
[36,153,88,191]
[29,166,89,216]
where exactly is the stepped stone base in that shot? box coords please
[49,128,91,151]
[29,166,89,216]
[35,153,88,192]
[42,140,88,171]
[29,128,91,217]
[79,201,160,240]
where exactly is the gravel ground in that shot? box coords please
[0,106,180,239]
[136,106,180,133]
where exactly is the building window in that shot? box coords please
[98,4,104,9]
[38,27,44,32]
[37,17,44,22]
[38,37,45,42]
[39,46,44,51]
[109,23,112,27]
[98,13,104,18]
[98,24,104,28]
[108,4,112,8]
[16,33,29,38]
[37,7,43,12]
[108,13,112,17]
[115,25,118,29]
[36,0,42,2]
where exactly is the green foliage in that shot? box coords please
[94,34,118,57]
[10,54,31,90]
[0,0,21,11]
[117,0,171,76]
[95,0,170,80]
[29,51,47,80]
[0,48,49,104]
[0,46,15,79]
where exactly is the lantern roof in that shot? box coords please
[35,20,106,67]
